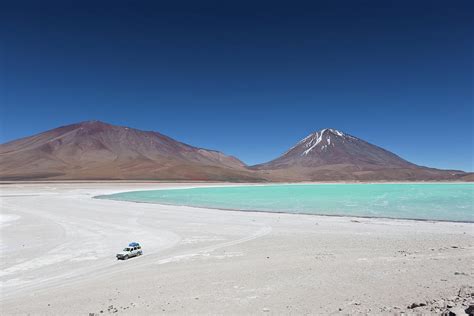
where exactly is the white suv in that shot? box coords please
[116,242,142,260]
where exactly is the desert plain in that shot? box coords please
[0,182,473,315]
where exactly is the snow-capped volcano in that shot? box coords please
[251,128,469,181]
[286,128,358,156]
[255,128,415,170]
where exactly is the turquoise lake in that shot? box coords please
[98,184,474,222]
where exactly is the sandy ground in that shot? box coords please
[0,182,473,315]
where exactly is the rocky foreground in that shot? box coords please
[87,285,473,315]
[382,285,473,315]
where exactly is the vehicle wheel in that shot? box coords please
[124,255,129,260]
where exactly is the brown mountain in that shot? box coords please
[0,123,470,181]
[0,121,260,181]
[252,128,468,181]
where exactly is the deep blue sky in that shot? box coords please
[1,0,472,170]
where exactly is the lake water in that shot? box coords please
[97,184,474,222]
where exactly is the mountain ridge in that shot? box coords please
[0,121,470,181]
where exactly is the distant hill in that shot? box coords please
[0,122,470,181]
[0,121,260,181]
[251,128,468,181]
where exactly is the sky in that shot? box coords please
[1,0,473,171]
